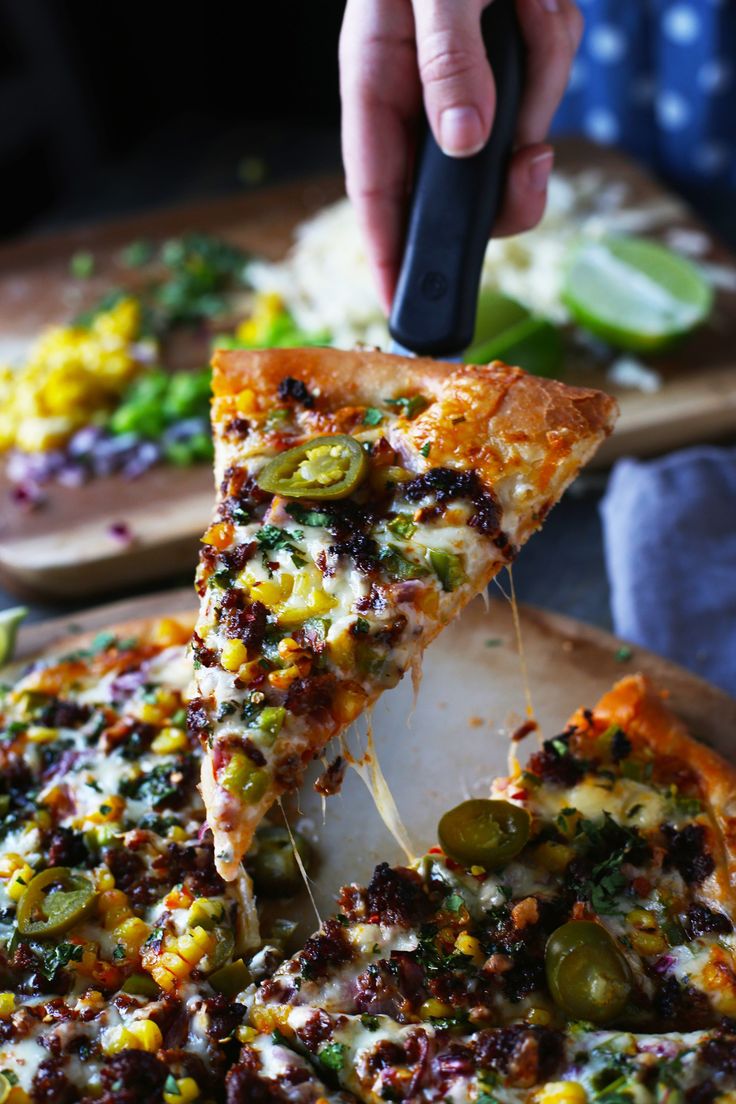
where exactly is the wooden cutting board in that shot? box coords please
[13,588,736,930]
[2,139,735,600]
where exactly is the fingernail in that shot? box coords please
[530,150,554,191]
[538,0,560,11]
[439,106,485,157]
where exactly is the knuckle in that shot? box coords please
[419,34,482,89]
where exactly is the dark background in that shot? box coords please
[1,0,346,239]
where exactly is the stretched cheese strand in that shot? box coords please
[342,720,416,864]
[278,798,322,927]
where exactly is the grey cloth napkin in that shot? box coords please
[600,447,736,697]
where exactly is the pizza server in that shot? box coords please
[389,0,524,361]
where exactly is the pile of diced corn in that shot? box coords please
[0,297,148,452]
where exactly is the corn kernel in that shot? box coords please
[627,908,656,929]
[158,952,193,981]
[7,1088,32,1104]
[147,963,177,992]
[201,522,233,551]
[454,933,482,961]
[535,841,575,873]
[221,639,248,673]
[250,1006,291,1034]
[188,898,225,930]
[167,826,187,842]
[26,726,58,744]
[332,684,366,725]
[469,865,486,876]
[237,1025,257,1043]
[137,702,164,725]
[0,853,25,878]
[103,1026,136,1056]
[419,998,453,1020]
[7,864,34,902]
[99,889,132,930]
[0,993,15,1018]
[250,575,293,608]
[526,1006,553,1026]
[127,1018,163,1052]
[268,665,302,691]
[115,917,150,957]
[164,886,194,910]
[152,617,191,648]
[151,727,188,755]
[534,1082,587,1104]
[164,1078,200,1104]
[630,930,667,956]
[89,795,125,824]
[235,388,257,414]
[94,868,116,892]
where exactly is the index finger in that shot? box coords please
[339,0,421,313]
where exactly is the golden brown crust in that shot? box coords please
[212,349,617,497]
[570,674,736,911]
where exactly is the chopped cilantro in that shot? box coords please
[443,893,464,913]
[615,645,633,662]
[385,394,428,419]
[354,617,370,635]
[164,1074,181,1095]
[112,943,126,961]
[286,503,331,528]
[70,251,94,279]
[121,240,155,268]
[484,638,502,648]
[318,1043,346,1071]
[39,942,84,980]
[363,407,383,426]
[256,525,306,569]
[419,441,431,458]
[0,1071,18,1087]
[119,763,182,807]
[360,1013,380,1031]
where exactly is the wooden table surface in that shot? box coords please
[1,139,735,603]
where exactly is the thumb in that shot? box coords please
[411,0,495,158]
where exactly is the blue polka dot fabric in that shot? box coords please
[551,0,736,189]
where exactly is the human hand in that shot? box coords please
[339,0,583,313]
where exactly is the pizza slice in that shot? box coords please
[247,675,736,1103]
[191,347,617,879]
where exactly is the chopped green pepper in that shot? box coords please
[257,706,286,747]
[256,435,368,500]
[121,973,161,998]
[387,515,417,540]
[427,548,466,591]
[208,957,251,996]
[250,825,312,898]
[378,544,430,582]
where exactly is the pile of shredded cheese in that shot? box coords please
[248,171,686,352]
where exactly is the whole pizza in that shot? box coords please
[0,350,733,1104]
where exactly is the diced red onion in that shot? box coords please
[108,521,134,545]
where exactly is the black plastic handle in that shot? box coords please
[389,0,524,357]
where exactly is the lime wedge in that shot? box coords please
[562,235,713,352]
[0,606,28,668]
[466,315,564,378]
[471,288,529,351]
